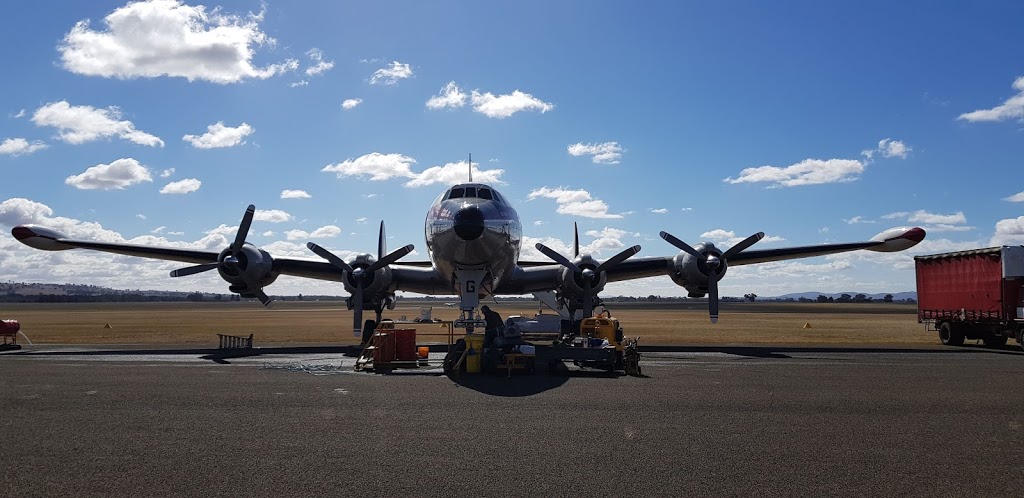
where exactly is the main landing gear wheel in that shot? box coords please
[939,322,965,346]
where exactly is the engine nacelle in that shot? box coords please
[218,244,277,294]
[341,253,394,301]
[669,242,727,298]
[555,254,608,300]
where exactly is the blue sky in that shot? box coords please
[1,0,1023,297]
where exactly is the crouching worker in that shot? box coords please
[481,305,502,349]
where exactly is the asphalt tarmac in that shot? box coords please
[3,344,1024,497]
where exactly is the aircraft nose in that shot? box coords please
[453,205,485,241]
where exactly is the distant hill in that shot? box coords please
[771,291,917,301]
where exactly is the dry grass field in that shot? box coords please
[0,300,943,347]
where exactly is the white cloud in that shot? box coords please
[680,207,693,212]
[991,216,1024,245]
[304,48,334,76]
[289,80,308,88]
[699,229,784,247]
[183,122,253,149]
[567,142,624,164]
[650,208,668,214]
[404,161,505,187]
[723,158,865,187]
[370,61,412,85]
[32,101,163,147]
[137,214,147,220]
[14,109,26,118]
[341,98,363,110]
[882,210,973,233]
[159,178,201,194]
[281,189,311,199]
[151,225,165,233]
[925,224,976,233]
[471,89,553,118]
[862,138,911,160]
[534,220,545,226]
[958,76,1024,123]
[285,225,342,240]
[261,231,274,237]
[65,158,153,190]
[253,209,292,223]
[322,152,418,181]
[877,138,910,159]
[355,217,368,224]
[0,138,47,156]
[907,210,966,225]
[363,193,377,199]
[527,187,622,219]
[842,216,876,224]
[59,0,297,84]
[521,227,638,262]
[159,168,175,178]
[1004,191,1024,202]
[426,81,467,110]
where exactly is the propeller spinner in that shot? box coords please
[536,223,640,319]
[306,222,413,339]
[659,230,764,323]
[169,204,272,306]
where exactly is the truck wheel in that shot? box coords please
[983,335,1008,348]
[939,323,965,346]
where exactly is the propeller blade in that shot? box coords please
[707,272,719,324]
[722,232,765,259]
[306,242,354,273]
[660,231,703,259]
[377,221,387,261]
[573,222,580,258]
[233,205,255,254]
[367,244,414,272]
[535,243,582,273]
[596,245,641,273]
[169,263,219,278]
[352,284,364,339]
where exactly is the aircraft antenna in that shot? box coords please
[468,153,472,183]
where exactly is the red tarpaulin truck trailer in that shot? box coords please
[916,246,1024,349]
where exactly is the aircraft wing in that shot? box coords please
[509,226,925,322]
[11,223,447,295]
[13,225,221,264]
[603,226,925,282]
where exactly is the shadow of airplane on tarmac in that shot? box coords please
[0,345,355,364]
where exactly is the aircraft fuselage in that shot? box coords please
[424,183,522,294]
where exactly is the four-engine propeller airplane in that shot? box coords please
[11,179,926,337]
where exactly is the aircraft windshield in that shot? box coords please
[445,186,500,201]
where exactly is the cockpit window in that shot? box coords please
[478,188,493,200]
[449,187,465,199]
[464,187,476,198]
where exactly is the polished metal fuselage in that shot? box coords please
[424,186,522,294]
